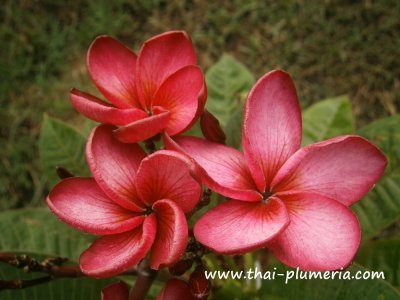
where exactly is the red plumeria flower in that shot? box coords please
[70,31,206,143]
[47,125,201,277]
[165,70,387,271]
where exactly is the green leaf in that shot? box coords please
[260,264,400,300]
[0,263,111,300]
[205,54,254,127]
[224,97,245,148]
[0,208,92,262]
[356,239,400,287]
[302,96,354,145]
[39,115,89,186]
[352,115,400,240]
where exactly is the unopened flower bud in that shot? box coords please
[168,259,193,276]
[189,265,211,300]
[200,109,226,144]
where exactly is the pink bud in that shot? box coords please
[200,109,226,144]
[189,265,211,300]
[168,259,193,276]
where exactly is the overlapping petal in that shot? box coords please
[157,279,195,300]
[136,31,196,109]
[101,281,129,300]
[271,135,387,206]
[87,125,146,211]
[113,109,170,144]
[70,88,146,126]
[135,150,201,212]
[268,192,361,271]
[170,136,261,201]
[242,70,302,190]
[152,66,204,135]
[150,199,188,269]
[80,214,157,278]
[47,177,145,235]
[194,198,289,254]
[87,36,139,108]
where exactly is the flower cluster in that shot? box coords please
[46,30,387,298]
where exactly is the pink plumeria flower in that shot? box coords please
[165,70,387,271]
[70,31,206,143]
[47,125,201,277]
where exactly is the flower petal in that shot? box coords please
[47,177,145,235]
[242,70,302,190]
[268,192,361,271]
[194,198,289,254]
[80,214,157,278]
[150,199,188,269]
[70,88,147,126]
[87,125,146,211]
[102,281,129,300]
[87,36,139,108]
[152,66,205,136]
[113,109,170,143]
[170,136,261,201]
[157,279,195,300]
[135,150,201,213]
[271,135,387,206]
[136,31,196,109]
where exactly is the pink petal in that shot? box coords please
[47,177,145,235]
[135,150,201,213]
[136,31,196,109]
[70,88,147,126]
[242,70,302,190]
[113,108,170,143]
[150,199,188,269]
[152,66,205,136]
[157,279,195,300]
[102,281,129,300]
[87,36,140,108]
[80,214,157,278]
[194,198,289,254]
[271,135,387,206]
[170,136,262,201]
[268,192,361,271]
[87,125,146,211]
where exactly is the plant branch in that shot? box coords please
[0,252,140,290]
[129,259,158,300]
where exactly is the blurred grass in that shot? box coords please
[0,0,399,208]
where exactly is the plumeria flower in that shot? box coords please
[70,31,206,143]
[165,70,387,271]
[47,125,201,277]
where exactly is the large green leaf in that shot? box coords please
[262,264,400,300]
[0,263,111,300]
[302,96,354,145]
[224,96,245,148]
[356,239,400,287]
[0,208,92,262]
[39,115,89,186]
[205,54,254,127]
[214,264,400,299]
[352,115,400,240]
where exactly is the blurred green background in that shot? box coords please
[1,0,399,209]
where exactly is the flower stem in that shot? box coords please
[129,259,157,300]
